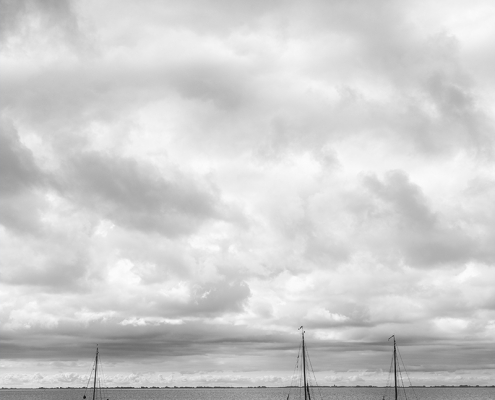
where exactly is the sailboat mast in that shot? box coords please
[300,327,311,400]
[302,330,307,400]
[393,337,397,400]
[388,335,398,400]
[92,346,98,400]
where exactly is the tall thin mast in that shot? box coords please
[299,327,311,400]
[92,346,98,400]
[389,336,397,400]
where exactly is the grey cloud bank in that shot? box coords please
[0,0,494,388]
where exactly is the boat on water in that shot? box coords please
[382,335,419,400]
[82,346,109,400]
[286,326,322,400]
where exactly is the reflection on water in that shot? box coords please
[1,387,494,400]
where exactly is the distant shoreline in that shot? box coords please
[2,385,494,390]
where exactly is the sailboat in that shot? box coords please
[382,335,419,400]
[82,346,109,400]
[286,326,322,400]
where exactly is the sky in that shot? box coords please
[1,0,494,389]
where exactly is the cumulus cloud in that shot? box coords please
[0,119,42,194]
[360,170,477,267]
[60,151,227,236]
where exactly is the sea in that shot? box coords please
[1,387,494,400]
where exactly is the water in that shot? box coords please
[1,387,494,400]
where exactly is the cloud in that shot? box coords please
[59,151,227,237]
[0,119,42,195]
[1,0,494,389]
[0,119,48,234]
[0,0,83,52]
[361,170,477,267]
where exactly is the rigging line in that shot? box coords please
[298,367,303,400]
[294,340,303,400]
[308,360,323,400]
[382,350,394,400]
[299,350,303,400]
[299,343,304,400]
[288,342,303,399]
[99,353,110,400]
[396,346,420,400]
[98,360,103,400]
[397,361,408,400]
[99,364,106,400]
[102,360,108,398]
[83,358,96,398]
[305,346,323,400]
[99,378,108,400]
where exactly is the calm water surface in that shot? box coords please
[1,387,494,400]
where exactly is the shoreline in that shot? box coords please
[2,385,494,390]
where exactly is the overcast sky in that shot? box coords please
[1,0,494,389]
